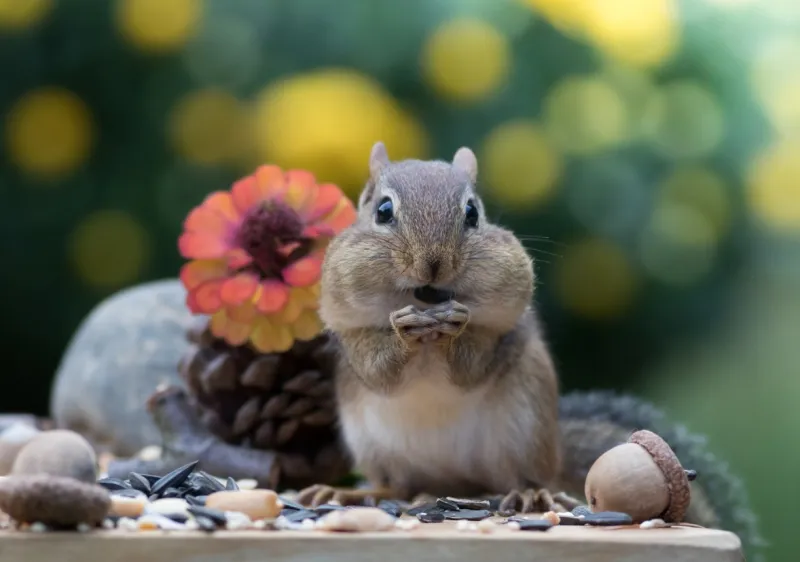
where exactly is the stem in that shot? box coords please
[106,385,280,488]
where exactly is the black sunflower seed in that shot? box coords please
[284,509,319,523]
[582,511,633,526]
[316,504,347,513]
[191,471,225,494]
[186,495,208,506]
[195,515,217,533]
[188,506,227,526]
[139,474,163,486]
[225,477,239,491]
[517,519,553,531]
[278,496,305,512]
[445,497,490,510]
[556,514,585,526]
[572,505,592,517]
[97,478,129,491]
[111,488,148,500]
[151,461,199,497]
[442,509,492,521]
[435,498,460,511]
[127,473,152,494]
[164,513,189,523]
[417,512,445,523]
[377,500,403,518]
[407,502,439,516]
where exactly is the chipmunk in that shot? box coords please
[299,141,762,557]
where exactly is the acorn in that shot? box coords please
[584,429,694,523]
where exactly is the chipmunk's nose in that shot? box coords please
[427,258,441,282]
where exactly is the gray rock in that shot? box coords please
[49,279,197,456]
[0,424,41,476]
[12,429,98,483]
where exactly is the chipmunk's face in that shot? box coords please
[358,160,488,302]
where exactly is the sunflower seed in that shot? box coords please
[186,495,208,506]
[406,502,439,516]
[127,473,151,494]
[517,519,553,532]
[417,512,445,523]
[316,504,347,513]
[97,478,129,491]
[195,515,217,533]
[188,506,227,526]
[583,511,633,526]
[284,509,319,523]
[572,505,592,517]
[435,498,460,511]
[445,497,491,510]
[225,477,239,491]
[151,461,198,497]
[278,496,305,512]
[377,500,403,518]
[442,509,492,521]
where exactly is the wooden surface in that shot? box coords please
[0,521,744,562]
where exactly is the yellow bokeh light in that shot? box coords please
[168,89,248,166]
[481,120,563,208]
[641,81,725,160]
[116,0,202,53]
[420,18,511,103]
[5,87,94,180]
[659,166,731,242]
[253,68,429,198]
[581,0,679,68]
[746,140,800,233]
[543,75,630,155]
[639,202,717,286]
[69,210,151,289]
[517,0,592,36]
[554,238,638,319]
[0,0,52,29]
[751,35,800,136]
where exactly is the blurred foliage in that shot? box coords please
[0,0,799,557]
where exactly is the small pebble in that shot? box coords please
[77,523,91,533]
[0,424,40,476]
[455,520,475,532]
[224,511,253,530]
[395,518,420,531]
[477,519,496,534]
[137,513,186,531]
[417,511,445,523]
[110,495,147,518]
[541,511,560,525]
[111,488,147,500]
[640,518,670,529]
[117,517,139,531]
[236,479,258,490]
[146,498,190,518]
[300,518,316,530]
[582,511,633,526]
[136,446,162,461]
[29,522,48,533]
[11,430,98,483]
[102,518,115,530]
[206,489,282,520]
[316,507,396,532]
[507,521,521,532]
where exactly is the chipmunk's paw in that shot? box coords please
[390,305,439,344]
[427,300,470,338]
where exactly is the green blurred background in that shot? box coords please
[1,0,797,558]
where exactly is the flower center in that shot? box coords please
[236,200,306,278]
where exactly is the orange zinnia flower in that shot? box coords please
[178,165,356,353]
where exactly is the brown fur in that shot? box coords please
[319,142,561,499]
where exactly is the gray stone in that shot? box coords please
[49,279,197,456]
[11,429,98,483]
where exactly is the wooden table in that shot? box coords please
[0,521,744,562]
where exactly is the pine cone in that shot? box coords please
[178,317,350,490]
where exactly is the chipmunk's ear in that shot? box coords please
[452,146,478,185]
[360,141,390,210]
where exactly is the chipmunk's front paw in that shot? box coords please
[427,300,470,338]
[390,305,438,344]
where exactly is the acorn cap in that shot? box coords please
[628,429,691,522]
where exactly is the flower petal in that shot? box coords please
[292,310,323,341]
[226,248,253,269]
[191,279,224,313]
[219,273,259,306]
[210,310,229,338]
[224,319,252,346]
[227,300,257,324]
[272,296,303,324]
[305,183,345,222]
[301,224,335,238]
[231,175,264,214]
[254,165,287,199]
[178,231,231,259]
[203,191,240,223]
[184,205,233,237]
[282,256,322,287]
[283,170,317,214]
[319,197,357,234]
[255,280,290,314]
[251,317,294,353]
[180,260,227,291]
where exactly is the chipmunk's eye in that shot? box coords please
[464,199,478,228]
[376,196,395,225]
